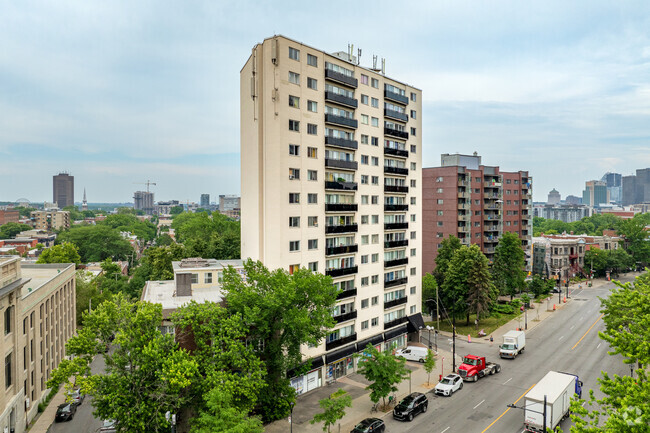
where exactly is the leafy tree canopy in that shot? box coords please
[99,214,156,242]
[57,225,133,263]
[492,232,526,298]
[533,213,620,237]
[311,389,352,433]
[0,222,32,239]
[171,211,240,260]
[433,235,462,288]
[356,344,409,407]
[36,242,81,265]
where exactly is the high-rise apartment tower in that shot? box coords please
[241,35,423,390]
[53,172,74,208]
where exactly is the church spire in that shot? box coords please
[82,188,88,211]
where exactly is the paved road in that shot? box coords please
[49,352,107,433]
[379,276,632,433]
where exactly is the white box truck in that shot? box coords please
[499,330,526,359]
[522,371,583,432]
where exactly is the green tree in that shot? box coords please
[0,222,32,239]
[191,388,264,433]
[48,294,199,433]
[172,211,240,260]
[356,344,410,408]
[58,225,133,263]
[433,235,462,288]
[36,242,81,265]
[310,389,352,433]
[527,274,552,297]
[492,232,526,299]
[62,205,85,221]
[422,273,437,316]
[616,215,650,267]
[222,260,338,422]
[100,214,156,242]
[423,349,436,386]
[170,206,184,216]
[155,233,174,246]
[14,206,36,218]
[569,274,650,432]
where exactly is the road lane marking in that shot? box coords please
[480,383,536,433]
[474,399,485,409]
[570,325,575,330]
[597,343,601,349]
[572,313,605,350]
[559,336,564,341]
[441,427,450,433]
[503,377,512,385]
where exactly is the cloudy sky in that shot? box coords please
[1,1,649,203]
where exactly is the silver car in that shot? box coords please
[434,373,463,396]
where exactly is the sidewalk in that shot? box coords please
[27,386,67,433]
[265,277,623,433]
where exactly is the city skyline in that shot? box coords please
[2,1,650,202]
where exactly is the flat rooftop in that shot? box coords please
[21,264,73,298]
[172,259,244,272]
[142,280,224,317]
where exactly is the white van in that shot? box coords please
[395,346,429,363]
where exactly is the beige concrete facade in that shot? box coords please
[29,210,70,231]
[0,257,75,433]
[241,35,423,390]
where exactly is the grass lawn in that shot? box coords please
[425,311,524,338]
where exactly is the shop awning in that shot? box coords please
[286,356,324,378]
[407,312,425,333]
[356,334,384,351]
[384,324,408,341]
[325,344,357,364]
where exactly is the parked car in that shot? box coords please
[67,388,85,405]
[99,419,117,432]
[55,403,77,422]
[434,373,464,396]
[351,417,385,433]
[393,392,428,421]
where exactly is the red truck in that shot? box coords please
[457,355,501,382]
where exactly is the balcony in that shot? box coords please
[326,266,359,278]
[384,89,409,105]
[325,203,358,212]
[325,159,358,171]
[457,179,469,187]
[384,239,408,249]
[457,213,469,221]
[384,258,408,268]
[483,213,499,221]
[325,113,358,129]
[484,181,501,188]
[325,68,358,88]
[484,247,496,254]
[336,288,357,300]
[457,203,470,210]
[325,224,358,234]
[325,180,358,191]
[484,193,500,200]
[457,225,470,233]
[384,147,409,158]
[384,166,409,176]
[384,204,409,212]
[384,108,408,122]
[384,222,408,231]
[333,310,357,324]
[384,316,408,330]
[384,185,409,194]
[459,237,470,245]
[384,277,408,288]
[384,127,408,140]
[384,296,408,309]
[325,135,358,150]
[325,91,358,108]
[457,191,469,199]
[326,332,357,351]
[484,225,501,232]
[484,236,498,243]
[326,245,358,256]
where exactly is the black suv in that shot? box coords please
[393,392,428,421]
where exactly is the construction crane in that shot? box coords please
[133,180,157,193]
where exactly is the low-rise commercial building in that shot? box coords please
[0,210,20,226]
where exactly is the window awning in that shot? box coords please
[407,312,425,333]
[384,324,408,340]
[356,334,384,351]
[325,344,357,364]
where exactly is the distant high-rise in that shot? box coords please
[53,172,74,208]
[582,180,608,207]
[622,168,650,205]
[565,195,582,205]
[219,195,240,212]
[133,191,154,214]
[200,194,210,208]
[601,172,622,204]
[547,188,561,205]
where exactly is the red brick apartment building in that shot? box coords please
[422,153,532,273]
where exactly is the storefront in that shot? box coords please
[288,356,324,395]
[325,344,356,382]
[384,324,409,352]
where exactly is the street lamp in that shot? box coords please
[452,314,457,373]
[425,325,433,350]
[289,401,295,433]
[507,395,547,432]
[165,411,177,433]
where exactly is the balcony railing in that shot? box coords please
[457,180,469,186]
[484,247,496,254]
[333,310,357,324]
[384,204,408,212]
[325,113,358,129]
[457,192,469,198]
[325,203,358,212]
[484,236,498,243]
[325,91,358,108]
[384,166,409,176]
[384,185,409,194]
[326,245,358,256]
[384,222,408,231]
[325,135,358,150]
[325,68,358,88]
[384,147,409,158]
[384,127,408,140]
[325,224,358,234]
[326,266,359,278]
[325,180,358,191]
[384,296,408,309]
[384,258,408,268]
[384,277,408,288]
[384,89,409,105]
[326,332,357,351]
[384,316,408,330]
[384,239,408,249]
[484,194,501,199]
[325,159,358,171]
[458,203,470,210]
[384,109,408,122]
[336,288,357,300]
[457,226,470,233]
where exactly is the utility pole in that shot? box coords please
[452,315,456,372]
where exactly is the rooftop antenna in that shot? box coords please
[372,55,378,70]
[357,48,362,65]
[381,58,385,75]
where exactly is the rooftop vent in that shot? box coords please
[179,258,209,268]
